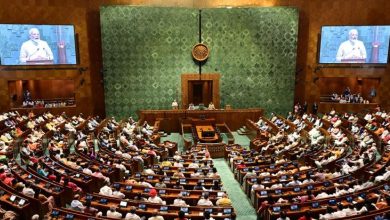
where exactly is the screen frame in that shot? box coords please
[160,206,168,211]
[138,204,146,210]
[290,204,299,211]
[119,201,127,208]
[0,23,79,67]
[223,208,232,214]
[10,195,16,202]
[317,25,390,66]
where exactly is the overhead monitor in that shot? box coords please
[319,25,390,64]
[0,24,77,65]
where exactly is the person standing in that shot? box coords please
[20,28,54,63]
[336,29,367,63]
[312,102,318,115]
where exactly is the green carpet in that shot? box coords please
[161,133,186,152]
[213,158,257,220]
[232,131,252,147]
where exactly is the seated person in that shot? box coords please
[107,206,122,219]
[175,211,188,220]
[211,180,222,191]
[70,194,84,211]
[173,180,184,190]
[125,206,142,220]
[193,181,207,190]
[216,193,232,206]
[188,103,195,110]
[99,184,113,196]
[172,99,179,110]
[148,211,164,220]
[147,188,166,205]
[197,194,214,206]
[173,194,189,206]
[208,102,216,110]
[84,200,99,216]
[112,185,125,199]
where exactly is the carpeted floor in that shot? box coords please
[232,131,252,147]
[213,158,257,220]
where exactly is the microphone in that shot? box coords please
[28,48,40,60]
[32,48,40,54]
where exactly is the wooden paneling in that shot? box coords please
[318,77,380,99]
[7,79,75,106]
[138,108,263,132]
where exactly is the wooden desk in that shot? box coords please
[0,185,31,219]
[114,183,226,206]
[131,174,220,190]
[10,161,72,207]
[41,156,100,193]
[50,208,109,220]
[196,126,218,143]
[138,108,263,132]
[266,182,385,220]
[82,193,236,219]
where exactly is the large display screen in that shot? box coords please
[319,26,390,64]
[0,24,77,65]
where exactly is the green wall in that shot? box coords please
[202,8,298,114]
[100,6,199,118]
[100,6,298,118]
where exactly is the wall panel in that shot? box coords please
[201,7,298,114]
[100,6,199,118]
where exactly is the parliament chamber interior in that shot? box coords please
[0,0,390,219]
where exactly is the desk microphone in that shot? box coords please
[31,48,40,55]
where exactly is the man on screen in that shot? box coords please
[336,29,367,63]
[19,28,54,63]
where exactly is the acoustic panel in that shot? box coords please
[101,6,199,118]
[101,6,298,118]
[201,7,298,115]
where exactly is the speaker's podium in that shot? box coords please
[26,59,54,65]
[340,58,366,63]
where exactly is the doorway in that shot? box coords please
[188,80,213,106]
[181,73,220,109]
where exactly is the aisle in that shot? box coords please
[213,158,257,220]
